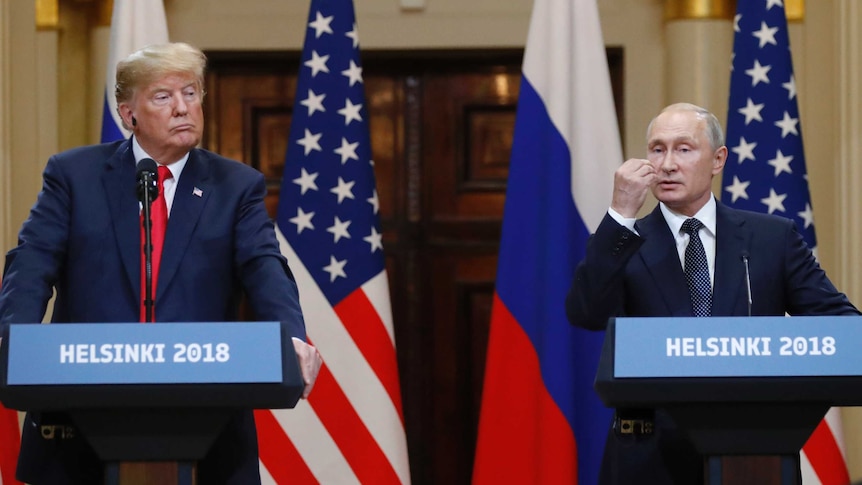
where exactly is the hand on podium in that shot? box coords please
[293,338,322,398]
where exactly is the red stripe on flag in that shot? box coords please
[473,294,577,483]
[255,409,318,485]
[0,404,22,485]
[309,363,401,484]
[333,290,404,420]
[802,418,850,485]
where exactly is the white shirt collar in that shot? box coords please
[131,136,189,181]
[659,195,717,238]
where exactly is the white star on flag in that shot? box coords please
[745,59,772,86]
[297,129,323,155]
[308,11,334,38]
[330,176,356,203]
[731,137,757,163]
[300,89,327,116]
[367,189,380,214]
[774,111,799,138]
[333,137,359,164]
[782,75,797,99]
[738,98,765,125]
[363,227,383,253]
[341,60,363,86]
[289,207,315,234]
[322,255,347,282]
[293,167,319,194]
[798,203,815,229]
[326,215,351,242]
[760,188,787,214]
[767,149,794,177]
[337,98,363,125]
[345,23,359,47]
[752,21,778,48]
[724,176,750,203]
[304,50,330,77]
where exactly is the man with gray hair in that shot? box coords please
[566,103,858,483]
[0,42,321,484]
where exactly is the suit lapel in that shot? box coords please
[635,206,693,316]
[103,141,141,296]
[157,150,211,297]
[712,202,751,316]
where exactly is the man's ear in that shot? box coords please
[117,103,134,131]
[712,146,728,175]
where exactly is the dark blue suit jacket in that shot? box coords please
[566,201,859,484]
[0,139,306,484]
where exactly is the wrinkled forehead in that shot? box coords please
[648,110,707,145]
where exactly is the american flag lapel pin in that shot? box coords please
[193,187,203,197]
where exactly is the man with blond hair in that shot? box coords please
[0,42,321,484]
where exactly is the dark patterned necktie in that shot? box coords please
[681,218,711,317]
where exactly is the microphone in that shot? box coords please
[136,158,159,322]
[136,158,158,204]
[741,250,752,317]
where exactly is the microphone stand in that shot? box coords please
[139,169,157,323]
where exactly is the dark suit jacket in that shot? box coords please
[566,201,859,485]
[0,139,306,485]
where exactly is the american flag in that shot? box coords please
[721,2,849,484]
[256,0,411,483]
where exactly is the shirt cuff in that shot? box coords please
[608,207,638,234]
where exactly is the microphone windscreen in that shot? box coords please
[136,158,158,178]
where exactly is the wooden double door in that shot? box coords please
[204,49,622,484]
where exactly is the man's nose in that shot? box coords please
[659,153,678,172]
[173,94,188,114]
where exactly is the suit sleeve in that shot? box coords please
[565,212,645,330]
[780,220,860,316]
[0,156,70,324]
[232,171,307,340]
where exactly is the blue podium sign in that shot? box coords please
[5,322,283,385]
[614,316,862,378]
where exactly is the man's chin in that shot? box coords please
[171,135,202,151]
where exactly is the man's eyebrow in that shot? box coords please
[649,136,696,146]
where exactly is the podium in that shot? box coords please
[595,316,862,485]
[0,321,305,485]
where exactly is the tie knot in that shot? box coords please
[681,218,704,236]
[157,165,172,184]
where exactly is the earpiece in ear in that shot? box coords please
[132,117,137,127]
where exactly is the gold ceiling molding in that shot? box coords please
[35,0,59,30]
[665,0,805,22]
[665,0,735,20]
[785,0,804,22]
[36,0,115,29]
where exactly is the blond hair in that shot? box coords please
[115,42,207,105]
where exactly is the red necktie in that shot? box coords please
[140,165,172,322]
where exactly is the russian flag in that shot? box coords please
[101,0,169,143]
[472,0,621,483]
